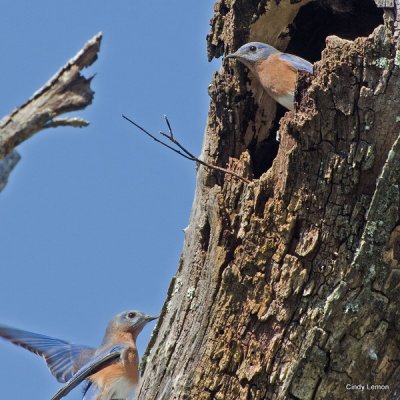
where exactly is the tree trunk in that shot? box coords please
[138,1,400,399]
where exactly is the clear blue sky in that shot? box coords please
[0,1,216,398]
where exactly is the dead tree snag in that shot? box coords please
[138,1,400,399]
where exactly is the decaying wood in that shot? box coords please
[0,151,20,192]
[0,33,102,161]
[139,1,400,399]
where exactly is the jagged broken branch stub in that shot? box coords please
[0,32,103,159]
[122,115,251,184]
[0,33,102,193]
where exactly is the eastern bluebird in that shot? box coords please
[226,42,313,110]
[0,310,157,400]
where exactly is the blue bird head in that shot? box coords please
[104,310,158,341]
[225,42,279,68]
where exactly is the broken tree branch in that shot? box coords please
[43,117,90,129]
[0,32,103,159]
[0,151,20,193]
[122,115,251,184]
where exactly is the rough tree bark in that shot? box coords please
[138,1,400,399]
[0,33,102,191]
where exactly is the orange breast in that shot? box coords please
[254,53,297,100]
[89,348,139,388]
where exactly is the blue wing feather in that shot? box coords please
[0,325,95,382]
[51,344,128,400]
[280,53,313,73]
[82,382,101,400]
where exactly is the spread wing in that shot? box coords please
[0,325,95,382]
[280,53,313,73]
[51,344,128,400]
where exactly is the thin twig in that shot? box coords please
[164,115,174,140]
[122,114,250,184]
[160,116,197,160]
[122,115,193,161]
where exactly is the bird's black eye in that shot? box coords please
[249,45,257,52]
[127,312,136,319]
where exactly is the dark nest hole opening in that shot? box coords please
[249,107,284,179]
[249,0,384,179]
[286,0,384,62]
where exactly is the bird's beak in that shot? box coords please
[225,53,237,60]
[144,315,158,323]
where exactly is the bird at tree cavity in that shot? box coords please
[226,42,313,110]
[0,310,158,400]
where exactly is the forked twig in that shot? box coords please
[122,115,250,184]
